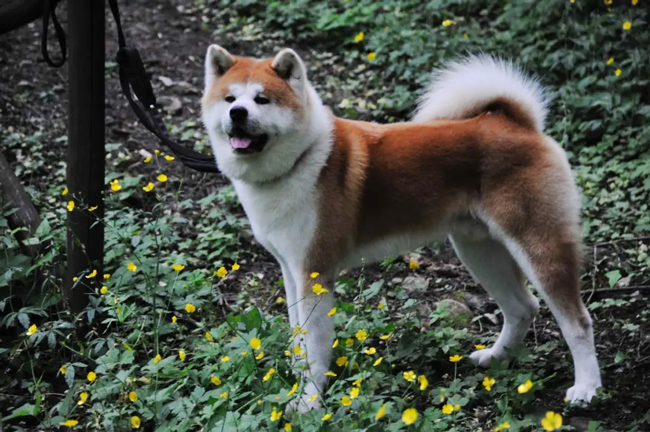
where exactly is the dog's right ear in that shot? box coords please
[204,44,234,92]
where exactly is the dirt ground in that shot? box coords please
[1,0,649,430]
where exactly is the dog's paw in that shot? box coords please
[469,347,504,367]
[565,383,600,404]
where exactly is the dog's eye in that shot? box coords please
[225,95,236,103]
[254,96,270,105]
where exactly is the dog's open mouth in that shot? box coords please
[229,128,269,155]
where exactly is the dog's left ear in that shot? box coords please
[272,49,308,99]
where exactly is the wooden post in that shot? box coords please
[64,0,105,314]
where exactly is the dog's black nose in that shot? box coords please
[230,107,248,123]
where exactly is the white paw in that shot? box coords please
[469,347,505,367]
[565,382,600,404]
[285,383,322,414]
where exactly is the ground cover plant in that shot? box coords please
[1,0,649,431]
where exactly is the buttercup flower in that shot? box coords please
[110,179,122,192]
[352,378,363,386]
[442,403,454,414]
[164,155,175,161]
[77,392,89,406]
[495,421,511,431]
[517,379,533,394]
[100,286,108,295]
[376,404,387,420]
[263,367,276,381]
[171,315,177,323]
[26,324,37,336]
[129,391,138,402]
[87,371,97,382]
[409,260,419,270]
[153,354,162,364]
[211,376,222,385]
[367,52,376,61]
[356,329,368,341]
[449,355,462,362]
[418,375,429,390]
[325,371,337,377]
[483,376,496,391]
[178,350,186,362]
[219,391,228,398]
[62,187,68,196]
[475,344,486,350]
[312,283,328,295]
[205,331,213,341]
[378,302,385,309]
[541,412,563,431]
[172,264,185,272]
[216,266,228,278]
[308,394,318,402]
[89,205,98,211]
[220,355,229,363]
[379,333,391,340]
[157,174,168,182]
[607,57,614,65]
[615,68,622,77]
[59,366,67,375]
[350,387,360,399]
[287,382,299,397]
[67,201,75,212]
[61,420,79,427]
[336,356,349,367]
[144,156,152,163]
[185,303,196,313]
[442,19,456,27]
[271,407,283,421]
[346,338,354,346]
[256,351,265,360]
[328,307,337,316]
[232,263,240,271]
[321,413,333,421]
[284,423,292,431]
[332,339,339,348]
[373,357,383,366]
[131,415,142,429]
[127,262,137,272]
[622,21,632,30]
[103,273,110,280]
[86,270,97,279]
[310,272,319,278]
[250,337,262,350]
[292,345,303,356]
[354,32,364,43]
[341,396,352,406]
[403,370,416,382]
[402,408,418,425]
[364,347,376,355]
[276,297,285,304]
[142,182,154,192]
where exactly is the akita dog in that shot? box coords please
[201,46,602,411]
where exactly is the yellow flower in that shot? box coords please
[171,264,185,272]
[67,200,75,212]
[494,421,511,431]
[321,413,333,421]
[615,68,622,77]
[292,345,303,356]
[142,182,154,192]
[332,339,339,348]
[89,205,98,211]
[541,412,563,431]
[418,375,429,390]
[287,382,299,397]
[240,350,249,357]
[449,355,462,363]
[232,263,240,271]
[77,392,89,406]
[622,21,632,30]
[373,357,383,366]
[103,273,110,280]
[110,179,122,192]
[604,0,613,4]
[221,355,229,363]
[284,423,292,431]
[271,407,283,421]
[61,419,79,427]
[517,379,533,394]
[352,378,363,387]
[455,404,461,412]
[99,286,108,295]
[378,302,385,309]
[336,356,349,367]
[328,307,337,316]
[144,156,152,163]
[376,404,387,420]
[403,370,416,382]
[284,350,292,357]
[475,344,486,350]
[86,270,97,279]
[185,303,196,313]
[276,297,285,304]
[442,403,454,414]
[325,371,337,377]
[340,396,352,406]
[632,0,638,5]
[355,329,368,341]
[402,408,418,425]
[127,262,137,272]
[128,391,138,402]
[263,367,276,381]
[250,337,261,350]
[442,19,456,27]
[367,52,376,61]
[171,315,177,323]
[216,266,228,278]
[312,283,328,295]
[205,331,213,341]
[350,387,360,399]
[178,350,186,362]
[154,149,160,155]
[87,371,97,382]
[308,394,318,402]
[219,391,228,398]
[483,376,496,391]
[26,324,37,336]
[607,57,614,65]
[157,174,168,182]
[463,32,469,38]
[164,155,175,161]
[345,338,354,347]
[354,31,364,43]
[364,347,376,355]
[310,272,319,278]
[62,187,68,196]
[59,366,67,375]
[256,351,265,360]
[211,376,222,386]
[379,333,391,340]
[153,354,162,364]
[72,277,78,282]
[409,260,418,270]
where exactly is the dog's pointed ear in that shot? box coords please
[204,44,234,91]
[272,48,307,99]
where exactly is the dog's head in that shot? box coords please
[202,46,321,183]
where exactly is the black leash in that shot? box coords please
[107,0,219,173]
[41,0,66,67]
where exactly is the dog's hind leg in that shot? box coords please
[450,231,540,366]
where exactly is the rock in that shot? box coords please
[402,275,429,292]
[158,75,174,86]
[161,96,182,115]
[391,277,403,284]
[458,292,484,310]
[434,299,472,317]
[484,313,500,326]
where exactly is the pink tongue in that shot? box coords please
[230,136,252,149]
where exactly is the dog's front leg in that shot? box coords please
[278,259,299,330]
[287,271,335,413]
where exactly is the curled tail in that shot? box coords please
[412,55,548,132]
